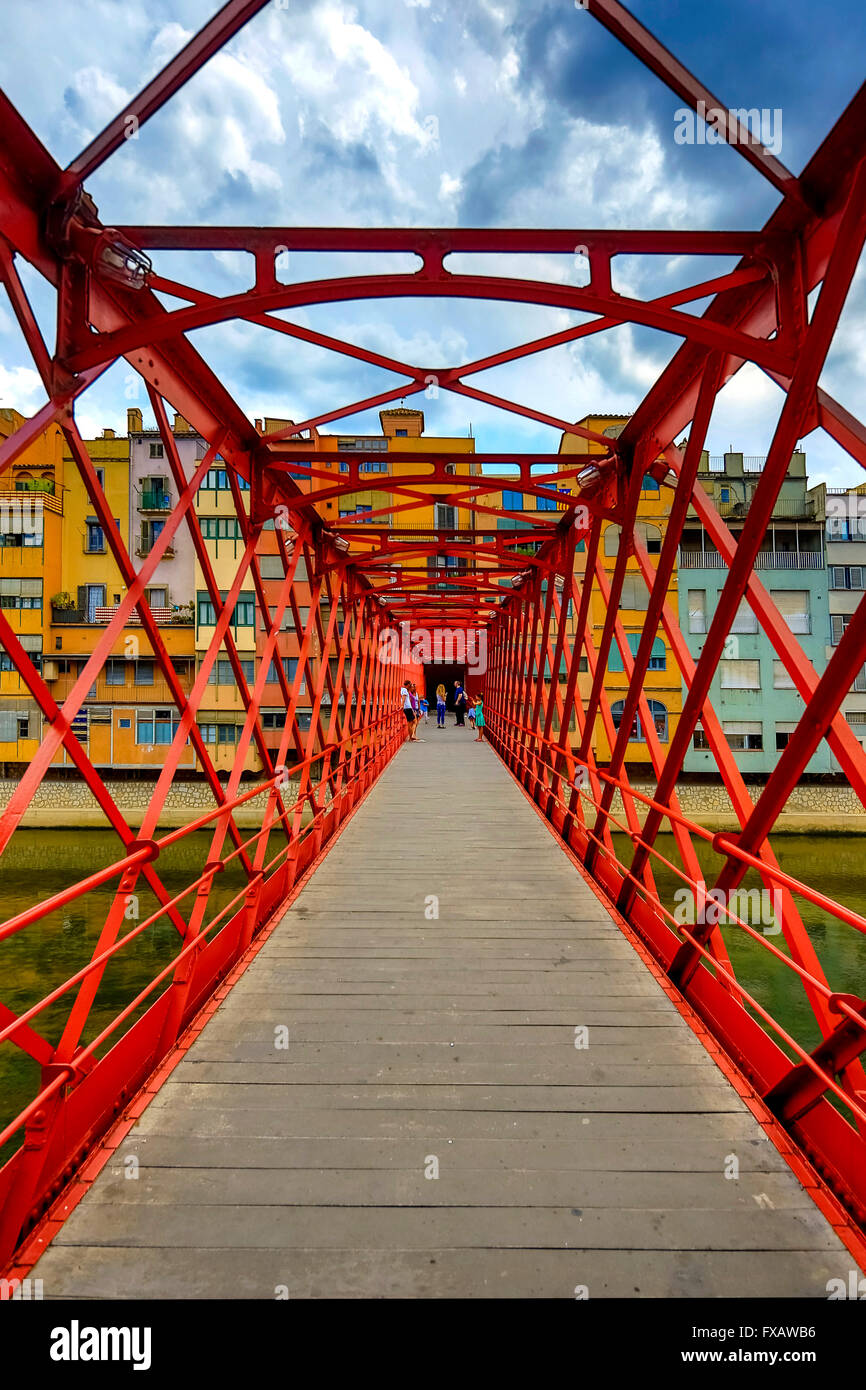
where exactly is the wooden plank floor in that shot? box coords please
[33,723,860,1298]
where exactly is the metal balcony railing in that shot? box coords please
[678,550,823,570]
[139,489,171,511]
[136,537,175,558]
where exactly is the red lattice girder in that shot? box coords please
[1,0,866,1275]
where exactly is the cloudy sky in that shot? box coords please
[1,0,864,484]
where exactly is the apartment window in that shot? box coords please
[723,721,763,751]
[830,565,864,590]
[730,598,758,633]
[267,656,302,689]
[339,504,372,519]
[775,721,797,750]
[720,486,730,503]
[261,711,287,729]
[720,658,761,689]
[605,521,661,557]
[610,698,668,743]
[149,443,164,459]
[259,554,286,580]
[136,707,179,745]
[502,490,523,512]
[395,429,408,437]
[618,575,648,611]
[207,658,254,685]
[693,723,711,750]
[197,592,216,626]
[0,577,42,610]
[201,467,229,490]
[233,591,256,626]
[773,660,796,689]
[17,715,29,739]
[687,590,707,634]
[641,474,659,493]
[359,460,388,473]
[105,659,126,686]
[85,521,105,553]
[771,589,811,634]
[831,613,852,645]
[135,660,154,685]
[608,633,666,672]
[536,493,558,511]
[853,665,866,693]
[200,516,242,540]
[95,467,105,488]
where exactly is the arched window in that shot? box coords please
[610,698,668,743]
[604,521,662,557]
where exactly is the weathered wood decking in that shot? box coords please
[32,723,858,1297]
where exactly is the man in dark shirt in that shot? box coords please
[454,682,466,727]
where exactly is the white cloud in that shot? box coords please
[0,365,46,414]
[281,2,427,149]
[439,172,462,201]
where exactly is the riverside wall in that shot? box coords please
[0,774,863,831]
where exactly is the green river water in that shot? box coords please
[0,828,864,1162]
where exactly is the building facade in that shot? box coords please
[678,449,833,774]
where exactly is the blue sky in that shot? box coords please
[0,0,864,484]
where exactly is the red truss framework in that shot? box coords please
[1,0,866,1269]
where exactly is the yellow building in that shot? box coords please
[49,425,196,770]
[193,458,261,772]
[0,411,65,768]
[262,406,478,588]
[558,415,683,764]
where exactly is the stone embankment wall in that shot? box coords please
[0,775,862,831]
[609,781,866,833]
[0,777,300,829]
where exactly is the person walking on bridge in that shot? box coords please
[436,682,447,728]
[454,681,467,727]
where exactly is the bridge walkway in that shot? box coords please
[31,725,857,1297]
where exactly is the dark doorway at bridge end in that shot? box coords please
[424,663,465,710]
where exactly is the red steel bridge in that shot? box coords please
[1,0,866,1295]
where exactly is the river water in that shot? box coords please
[0,829,864,1160]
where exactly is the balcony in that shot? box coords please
[715,497,818,520]
[678,550,823,570]
[0,483,61,517]
[50,604,193,627]
[138,489,171,512]
[93,604,193,626]
[136,536,175,559]
[45,673,191,704]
